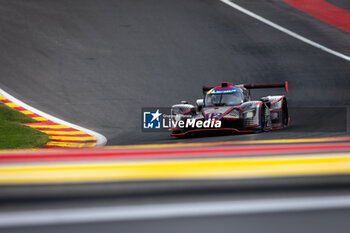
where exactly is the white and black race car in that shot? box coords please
[170,82,290,137]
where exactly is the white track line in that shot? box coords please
[220,0,350,62]
[1,195,350,227]
[0,88,107,146]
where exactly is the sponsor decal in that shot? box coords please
[210,88,238,94]
[205,113,223,119]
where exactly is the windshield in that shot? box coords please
[205,92,243,107]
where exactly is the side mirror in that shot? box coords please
[196,99,204,112]
[260,97,269,103]
[196,99,204,107]
[260,97,270,108]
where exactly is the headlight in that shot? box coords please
[244,110,255,118]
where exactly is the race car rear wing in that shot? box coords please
[243,81,288,92]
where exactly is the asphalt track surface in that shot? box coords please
[1,0,350,232]
[3,188,350,233]
[4,209,350,233]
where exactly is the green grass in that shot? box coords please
[0,103,49,149]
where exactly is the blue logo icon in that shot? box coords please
[143,109,162,129]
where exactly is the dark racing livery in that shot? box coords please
[170,82,290,137]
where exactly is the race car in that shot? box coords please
[170,81,290,137]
